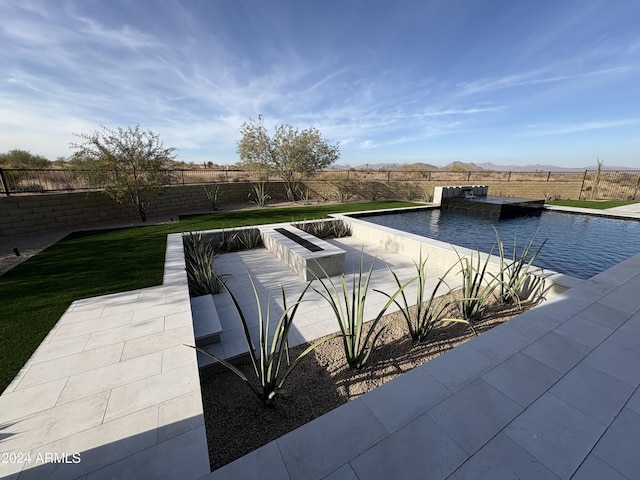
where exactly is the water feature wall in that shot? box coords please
[433,185,544,219]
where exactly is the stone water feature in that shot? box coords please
[433,185,544,219]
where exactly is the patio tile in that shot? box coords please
[163,310,193,331]
[322,464,359,480]
[211,441,289,480]
[120,325,193,360]
[84,318,165,350]
[350,413,467,480]
[277,399,388,480]
[521,332,590,374]
[427,378,522,455]
[571,454,629,480]
[85,425,210,480]
[103,364,200,422]
[0,378,67,422]
[30,334,90,362]
[49,312,133,341]
[626,387,640,416]
[447,433,560,480]
[607,322,640,353]
[14,343,124,390]
[57,352,162,405]
[58,307,106,325]
[574,301,634,329]
[505,393,607,479]
[18,405,159,480]
[420,343,498,393]
[482,353,562,407]
[161,344,196,372]
[158,390,205,443]
[466,323,533,362]
[504,310,565,340]
[552,315,613,348]
[582,341,640,387]
[0,391,110,453]
[592,408,640,480]
[361,367,451,433]
[599,277,640,314]
[549,362,634,426]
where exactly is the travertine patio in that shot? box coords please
[1,204,640,479]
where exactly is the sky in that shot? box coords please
[1,0,639,168]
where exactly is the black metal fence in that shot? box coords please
[1,167,639,200]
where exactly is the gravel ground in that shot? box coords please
[200,299,528,471]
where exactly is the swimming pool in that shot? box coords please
[360,208,640,279]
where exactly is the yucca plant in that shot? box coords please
[377,252,469,342]
[192,278,336,407]
[455,245,499,324]
[331,219,352,238]
[183,232,224,296]
[314,254,410,369]
[494,228,548,308]
[248,182,271,207]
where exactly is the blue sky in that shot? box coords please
[1,0,639,168]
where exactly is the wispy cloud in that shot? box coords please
[519,119,640,137]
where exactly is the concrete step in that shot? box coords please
[190,294,222,346]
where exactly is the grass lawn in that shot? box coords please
[0,201,418,392]
[546,199,638,209]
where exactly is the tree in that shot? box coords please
[71,125,177,222]
[236,115,340,200]
[0,149,50,168]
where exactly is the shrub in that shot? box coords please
[378,252,468,342]
[494,228,548,308]
[248,182,271,207]
[455,246,498,324]
[313,254,408,369]
[183,232,224,296]
[192,279,336,407]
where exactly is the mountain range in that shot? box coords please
[344,161,637,172]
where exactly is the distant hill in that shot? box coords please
[346,161,637,172]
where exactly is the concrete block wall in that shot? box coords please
[0,178,581,238]
[304,180,583,202]
[0,182,289,238]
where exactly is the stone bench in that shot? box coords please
[259,225,346,280]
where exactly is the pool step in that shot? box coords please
[190,294,222,346]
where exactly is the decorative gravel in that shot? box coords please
[200,299,527,471]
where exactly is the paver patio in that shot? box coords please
[1,204,640,479]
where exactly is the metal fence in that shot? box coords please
[1,167,639,200]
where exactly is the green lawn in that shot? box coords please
[545,199,638,209]
[0,201,418,392]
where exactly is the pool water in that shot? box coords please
[361,209,640,279]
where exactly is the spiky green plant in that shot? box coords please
[455,245,499,324]
[183,232,224,296]
[331,219,352,238]
[494,228,548,308]
[313,254,410,369]
[248,182,271,207]
[192,279,336,407]
[377,252,469,342]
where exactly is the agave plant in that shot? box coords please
[183,232,224,296]
[377,252,469,342]
[331,219,352,238]
[455,245,499,324]
[494,228,548,308]
[248,182,271,207]
[192,278,336,407]
[313,254,409,369]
